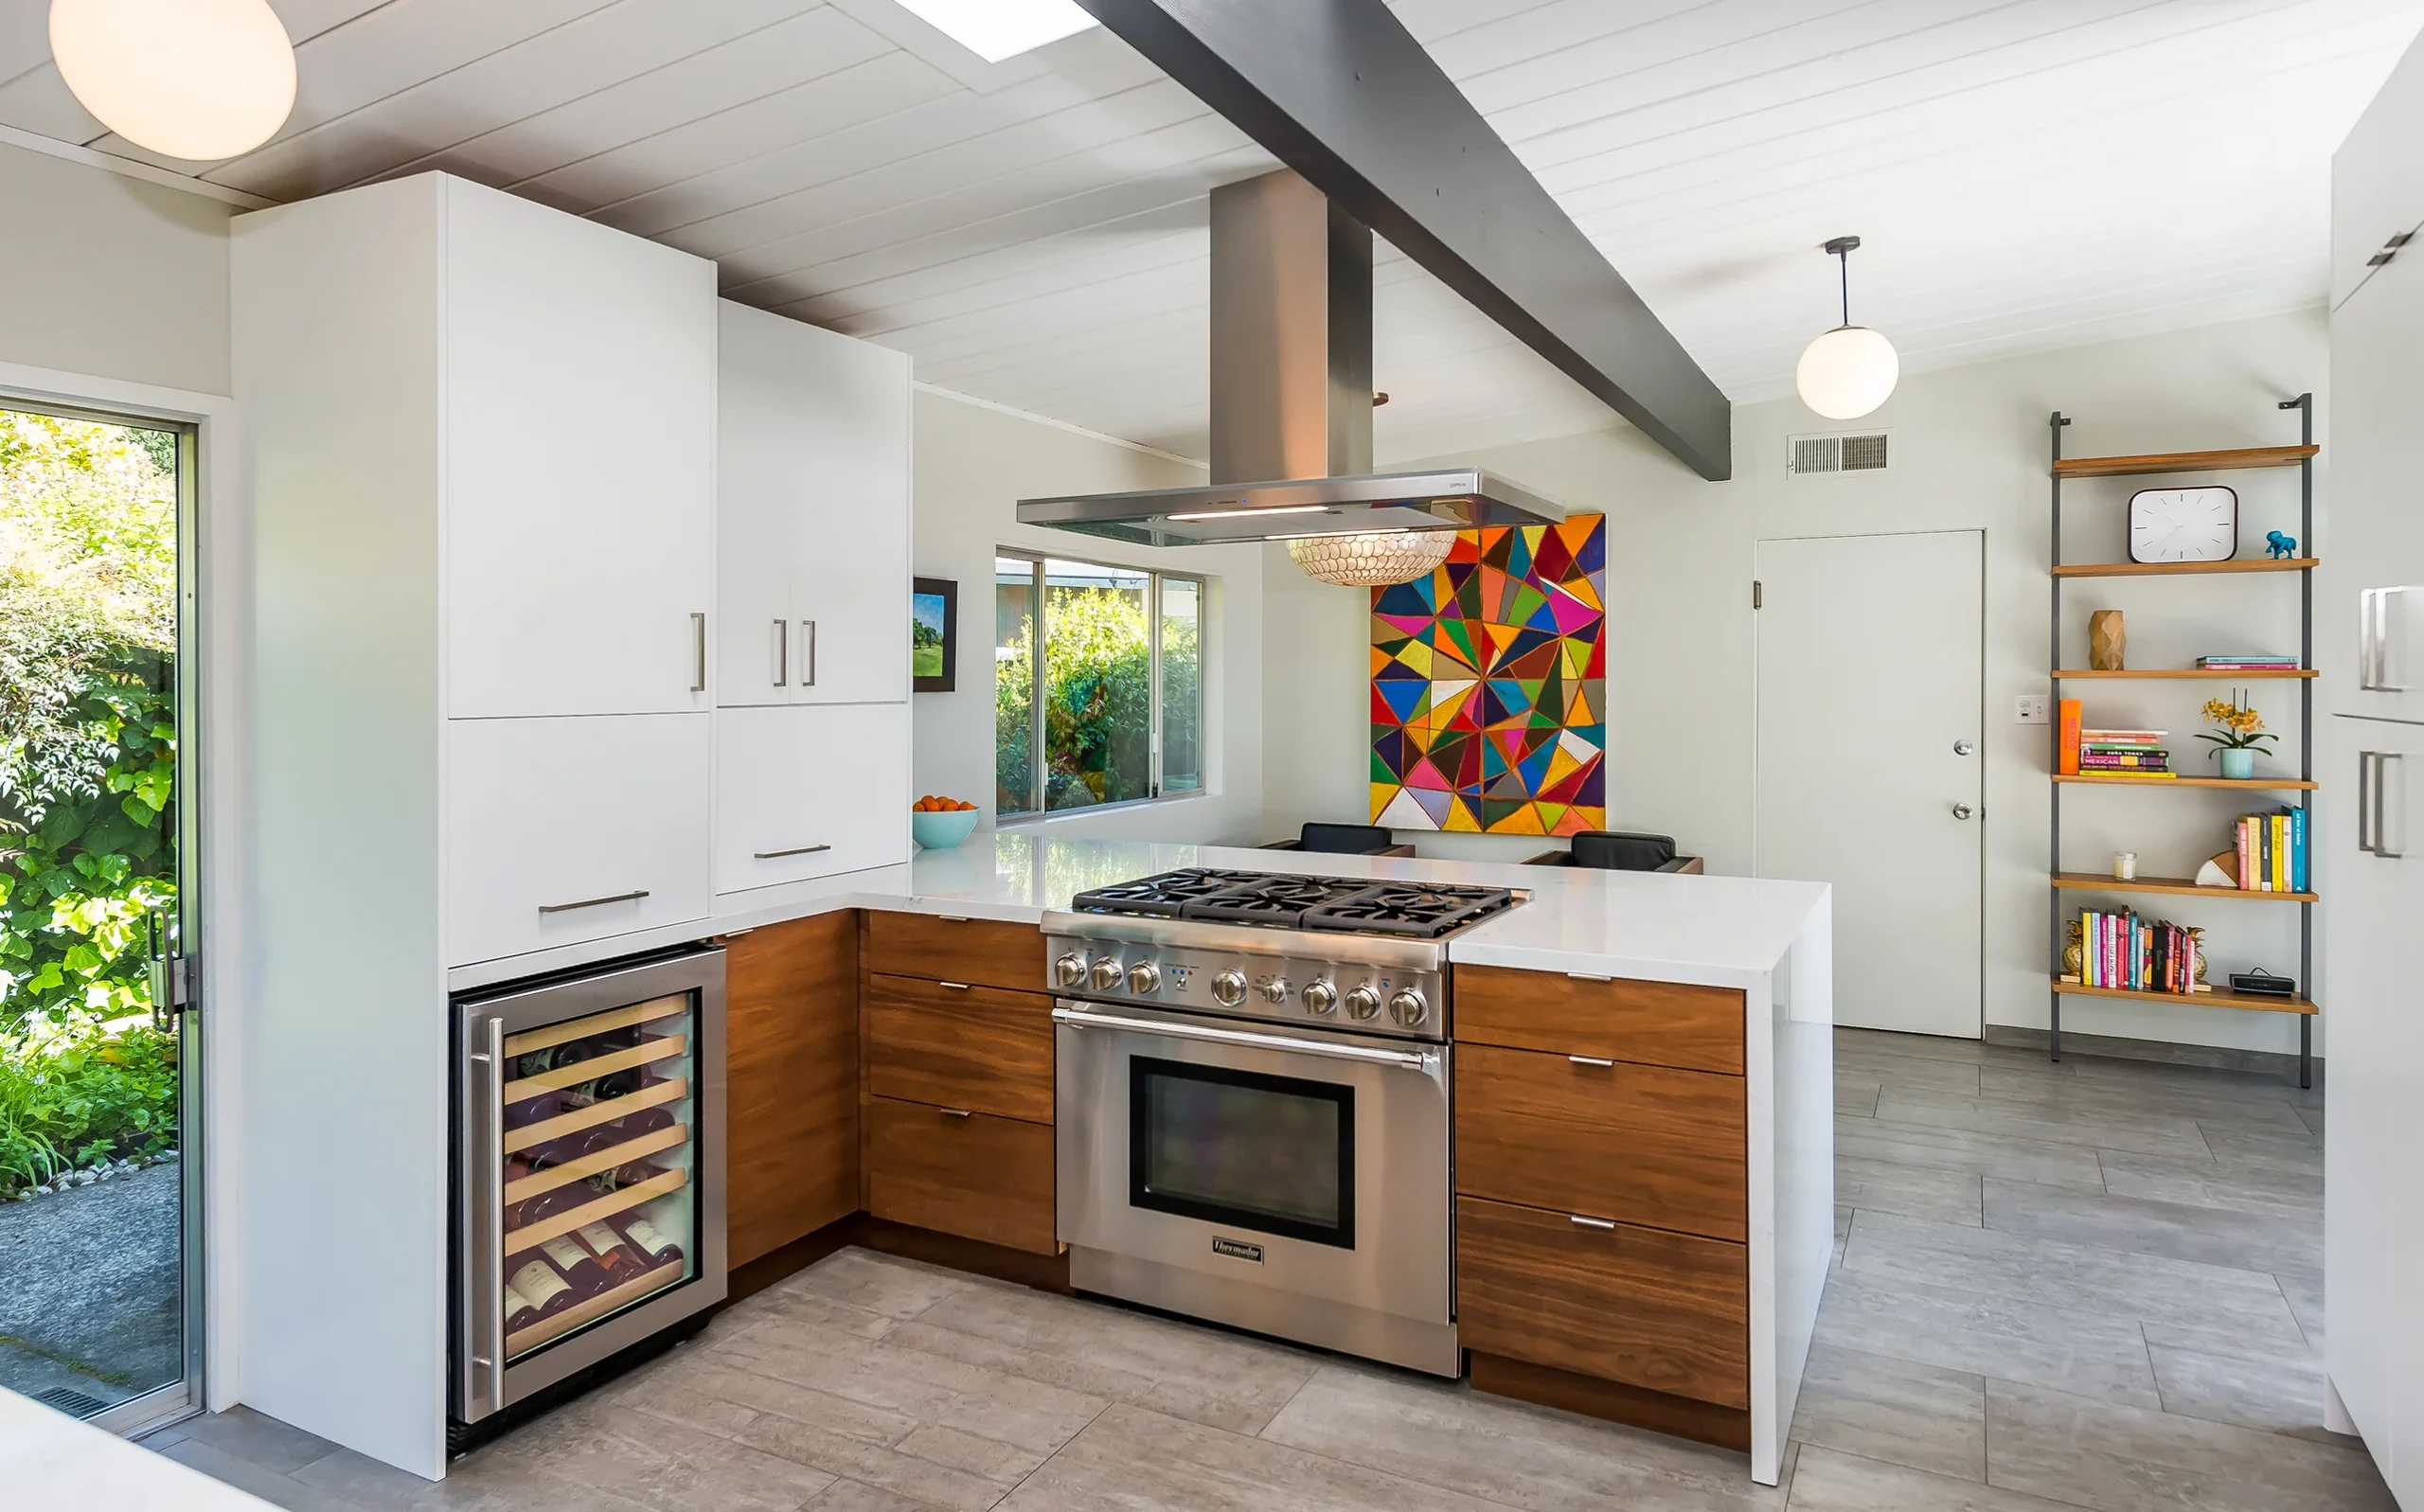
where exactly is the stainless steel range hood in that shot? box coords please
[1016,170,1565,549]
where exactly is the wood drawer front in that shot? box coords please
[865,1096,1056,1255]
[865,973,1053,1124]
[1454,967,1743,1075]
[1456,1196,1747,1409]
[864,912,1043,994]
[1455,1043,1745,1242]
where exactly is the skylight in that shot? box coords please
[892,0,1099,62]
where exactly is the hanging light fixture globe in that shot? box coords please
[1795,235,1898,421]
[1287,530,1455,587]
[50,0,296,162]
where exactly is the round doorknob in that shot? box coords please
[1952,803,1974,820]
[1953,739,1976,756]
[1344,985,1382,1021]
[1126,961,1161,994]
[1054,952,1087,988]
[1211,969,1247,1006]
[1389,987,1429,1027]
[1302,980,1338,1016]
[1090,956,1126,991]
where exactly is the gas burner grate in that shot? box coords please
[1069,868,1275,917]
[1178,874,1381,926]
[1302,883,1514,939]
[1070,868,1518,940]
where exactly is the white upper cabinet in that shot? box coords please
[717,300,912,708]
[2333,41,2424,312]
[2327,188,2424,724]
[714,703,911,895]
[446,181,717,719]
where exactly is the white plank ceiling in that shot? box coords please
[4,0,2416,463]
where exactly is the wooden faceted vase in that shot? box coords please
[2089,611,2126,671]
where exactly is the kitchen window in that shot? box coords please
[994,551,1204,817]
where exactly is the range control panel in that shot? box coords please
[1043,935,1447,1042]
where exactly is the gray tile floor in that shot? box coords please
[142,1029,2387,1510]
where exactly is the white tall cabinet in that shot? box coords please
[2325,32,2424,1508]
[234,175,912,1478]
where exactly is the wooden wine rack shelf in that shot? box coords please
[504,1166,688,1254]
[504,1077,686,1156]
[501,1034,687,1102]
[504,1123,689,1205]
[505,995,688,1059]
[506,1258,686,1357]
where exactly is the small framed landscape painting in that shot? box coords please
[913,577,956,692]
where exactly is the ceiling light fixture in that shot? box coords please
[1286,531,1456,588]
[1795,235,1899,421]
[49,0,295,162]
[891,0,1098,62]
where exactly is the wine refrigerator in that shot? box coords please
[450,945,726,1434]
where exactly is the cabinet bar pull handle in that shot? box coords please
[937,981,973,991]
[1566,971,1614,983]
[1568,1055,1615,1068]
[691,613,707,693]
[753,844,831,860]
[803,619,817,687]
[2361,752,2379,856]
[774,618,788,686]
[2380,753,2407,860]
[1569,1214,1617,1231]
[539,890,650,915]
[937,915,972,922]
[939,1108,973,1119]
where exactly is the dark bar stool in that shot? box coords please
[1523,830,1702,873]
[1260,822,1417,857]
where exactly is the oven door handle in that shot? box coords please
[1051,1005,1440,1072]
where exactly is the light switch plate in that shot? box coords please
[2015,694,2050,725]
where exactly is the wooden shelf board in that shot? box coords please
[505,1077,686,1157]
[2052,668,2312,680]
[2054,976,2316,1015]
[2052,558,2316,578]
[2052,444,2318,478]
[504,1122,688,1205]
[2050,872,2315,903]
[504,1166,688,1254]
[502,1034,686,1104]
[505,994,689,1059]
[506,1257,687,1357]
[2053,774,2318,791]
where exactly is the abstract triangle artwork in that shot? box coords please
[1369,515,1606,833]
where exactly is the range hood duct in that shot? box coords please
[1015,170,1564,565]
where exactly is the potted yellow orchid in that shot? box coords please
[2197,693,2275,780]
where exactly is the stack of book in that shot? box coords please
[2198,654,2301,672]
[2077,728,2172,777]
[2074,909,2205,994]
[2235,807,2309,892]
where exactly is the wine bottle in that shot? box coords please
[538,1232,611,1299]
[504,1090,562,1130]
[613,1212,686,1268]
[576,1221,651,1286]
[508,1254,577,1319]
[508,1180,591,1237]
[502,1281,541,1333]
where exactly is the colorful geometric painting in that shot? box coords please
[1369,515,1606,835]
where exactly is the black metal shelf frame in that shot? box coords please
[2046,397,2316,1088]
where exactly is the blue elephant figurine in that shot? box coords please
[2265,530,2297,560]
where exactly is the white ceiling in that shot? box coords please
[3,0,2416,464]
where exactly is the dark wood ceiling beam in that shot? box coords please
[1073,0,1733,481]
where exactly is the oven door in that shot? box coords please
[1052,1000,1453,1371]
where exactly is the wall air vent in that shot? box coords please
[1789,430,1890,476]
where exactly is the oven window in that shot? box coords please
[1129,1057,1354,1248]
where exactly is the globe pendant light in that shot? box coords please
[1795,235,1898,420]
[50,0,296,162]
[1285,530,1456,588]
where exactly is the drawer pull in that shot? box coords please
[538,890,649,915]
[1567,971,1614,983]
[938,1108,973,1119]
[936,915,972,923]
[1568,1055,1616,1068]
[937,981,973,991]
[754,844,832,860]
[1569,1214,1617,1231]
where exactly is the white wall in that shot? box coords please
[1267,309,2327,1053]
[911,387,1269,845]
[0,141,235,394]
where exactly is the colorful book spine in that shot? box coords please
[2293,805,2308,892]
[2059,699,2081,775]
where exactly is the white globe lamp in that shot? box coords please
[1795,236,1898,420]
[50,0,296,162]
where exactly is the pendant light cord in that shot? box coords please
[1838,246,1850,328]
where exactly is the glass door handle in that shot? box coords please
[470,1016,506,1418]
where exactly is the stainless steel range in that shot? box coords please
[1045,868,1520,1376]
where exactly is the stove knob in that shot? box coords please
[1211,969,1247,1007]
[1259,976,1292,1005]
[1091,956,1126,992]
[1344,985,1382,1022]
[1302,980,1338,1016]
[1054,952,1088,989]
[1127,961,1162,994]
[1389,987,1430,1028]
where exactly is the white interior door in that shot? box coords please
[1756,531,1984,1037]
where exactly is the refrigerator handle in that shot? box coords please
[470,1015,507,1417]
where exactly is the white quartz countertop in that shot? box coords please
[0,1391,276,1510]
[452,833,1829,993]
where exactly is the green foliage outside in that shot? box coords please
[994,584,1199,813]
[0,411,180,1195]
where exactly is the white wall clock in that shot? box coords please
[2127,486,2238,563]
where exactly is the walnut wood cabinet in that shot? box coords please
[723,912,860,1268]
